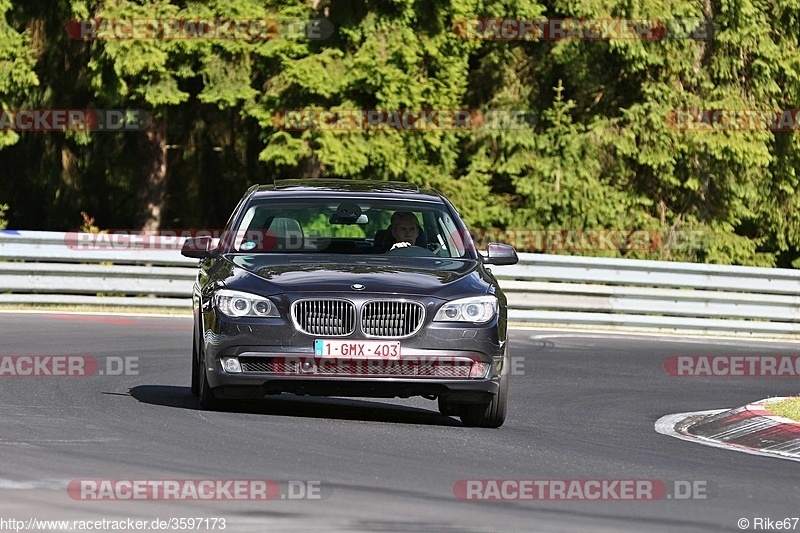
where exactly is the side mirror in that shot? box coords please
[483,242,518,265]
[181,236,216,259]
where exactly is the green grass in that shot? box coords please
[766,397,800,422]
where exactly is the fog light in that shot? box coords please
[469,362,489,378]
[222,357,241,373]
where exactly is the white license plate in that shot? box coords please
[314,340,401,359]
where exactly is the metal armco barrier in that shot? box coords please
[2,230,799,337]
[0,230,194,308]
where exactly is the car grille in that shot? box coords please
[240,359,282,373]
[239,357,473,378]
[361,301,425,338]
[292,299,356,336]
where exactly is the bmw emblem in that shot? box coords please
[351,283,365,291]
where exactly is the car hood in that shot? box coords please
[222,255,490,299]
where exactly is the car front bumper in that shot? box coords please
[200,309,507,403]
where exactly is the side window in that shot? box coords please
[438,213,467,258]
[233,205,266,251]
[218,191,255,251]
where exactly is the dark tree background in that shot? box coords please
[2,0,800,266]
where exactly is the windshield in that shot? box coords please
[223,197,474,259]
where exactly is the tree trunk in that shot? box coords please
[139,113,167,231]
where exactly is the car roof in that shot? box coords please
[252,179,444,201]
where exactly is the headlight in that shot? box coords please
[214,290,279,318]
[434,295,498,324]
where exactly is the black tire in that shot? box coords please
[459,373,509,428]
[190,336,199,397]
[197,344,220,410]
[438,397,458,417]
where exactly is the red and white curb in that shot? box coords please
[655,397,800,463]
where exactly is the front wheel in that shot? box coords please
[459,373,509,428]
[196,344,220,410]
[190,336,199,397]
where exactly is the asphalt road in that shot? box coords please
[1,312,799,532]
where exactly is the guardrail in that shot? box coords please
[0,230,194,308]
[2,230,799,337]
[490,256,800,337]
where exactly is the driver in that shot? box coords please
[389,211,421,250]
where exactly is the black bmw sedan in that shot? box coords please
[181,179,518,427]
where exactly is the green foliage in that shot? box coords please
[1,0,800,266]
[0,0,38,149]
[303,213,365,238]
